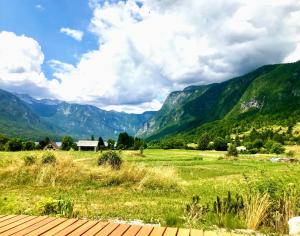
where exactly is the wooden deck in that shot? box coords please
[0,215,243,236]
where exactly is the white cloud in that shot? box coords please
[2,0,300,113]
[0,31,59,98]
[60,27,84,41]
[35,4,44,10]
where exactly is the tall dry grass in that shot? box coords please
[244,193,270,230]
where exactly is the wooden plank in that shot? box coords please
[81,222,109,236]
[13,217,56,236]
[0,215,27,228]
[109,224,131,236]
[190,229,204,236]
[0,215,16,224]
[163,227,178,236]
[0,216,47,236]
[177,228,190,236]
[94,222,120,236]
[26,218,67,236]
[150,227,166,236]
[55,219,88,236]
[121,225,142,236]
[40,219,78,236]
[136,226,154,236]
[204,231,218,236]
[67,220,99,236]
[0,216,35,234]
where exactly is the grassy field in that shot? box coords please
[0,149,299,233]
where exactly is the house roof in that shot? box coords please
[77,140,99,147]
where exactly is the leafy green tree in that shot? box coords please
[107,139,115,150]
[227,144,238,158]
[91,135,95,141]
[133,137,145,150]
[0,134,9,151]
[117,132,134,149]
[39,137,50,149]
[5,138,23,151]
[197,133,210,150]
[61,136,74,151]
[23,141,36,150]
[213,137,227,151]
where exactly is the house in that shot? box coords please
[44,141,59,150]
[77,140,99,151]
[237,146,247,152]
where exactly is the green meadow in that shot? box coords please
[0,149,299,233]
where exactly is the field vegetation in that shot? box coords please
[0,149,299,234]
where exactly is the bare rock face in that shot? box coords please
[289,217,300,235]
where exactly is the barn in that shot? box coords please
[77,140,99,151]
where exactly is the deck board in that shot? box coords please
[0,216,35,234]
[94,222,119,236]
[0,215,247,236]
[54,219,88,236]
[0,216,48,236]
[122,225,142,236]
[150,227,166,236]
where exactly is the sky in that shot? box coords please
[0,0,300,113]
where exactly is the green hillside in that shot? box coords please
[138,61,300,141]
[0,89,59,140]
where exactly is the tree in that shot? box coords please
[0,134,9,151]
[227,144,238,158]
[39,137,50,149]
[213,137,227,151]
[107,139,115,150]
[133,137,145,150]
[117,132,134,149]
[61,136,75,151]
[23,141,36,150]
[197,133,210,150]
[97,137,105,151]
[91,135,95,141]
[5,138,23,151]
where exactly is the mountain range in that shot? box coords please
[138,61,300,141]
[0,90,155,140]
[1,60,300,141]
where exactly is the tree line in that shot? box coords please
[0,132,146,152]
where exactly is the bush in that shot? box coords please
[23,155,37,166]
[5,138,23,151]
[213,137,227,151]
[227,144,238,158]
[98,151,122,170]
[41,152,56,164]
[23,141,36,151]
[38,196,74,217]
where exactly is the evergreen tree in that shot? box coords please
[98,137,105,150]
[117,132,134,149]
[197,133,210,150]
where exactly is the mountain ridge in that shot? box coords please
[138,61,300,140]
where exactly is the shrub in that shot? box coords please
[227,144,238,158]
[5,138,23,151]
[98,151,122,170]
[38,196,74,217]
[41,152,56,164]
[22,141,36,151]
[213,137,227,151]
[23,155,37,166]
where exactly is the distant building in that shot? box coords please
[44,141,59,150]
[237,146,247,152]
[77,140,99,151]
